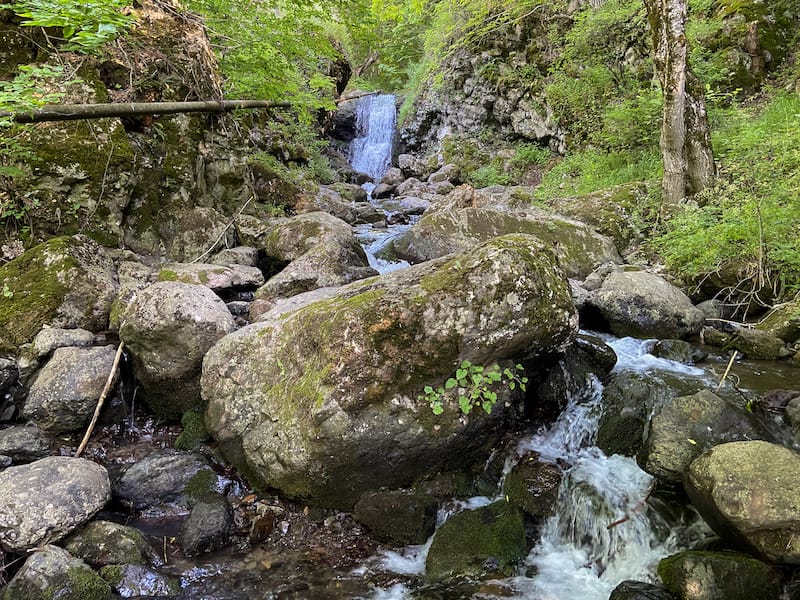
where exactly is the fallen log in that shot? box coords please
[0,99,293,124]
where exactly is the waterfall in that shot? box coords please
[350,94,396,180]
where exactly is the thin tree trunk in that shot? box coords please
[644,0,715,217]
[0,99,292,124]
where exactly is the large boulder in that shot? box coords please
[686,440,800,563]
[202,235,577,507]
[640,390,773,484]
[353,488,438,545]
[392,205,621,279]
[119,282,236,418]
[0,236,117,355]
[156,262,265,292]
[757,301,800,343]
[0,425,51,463]
[588,271,705,339]
[64,520,156,567]
[0,456,110,552]
[22,345,118,434]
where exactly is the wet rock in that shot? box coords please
[353,488,437,545]
[0,235,118,355]
[651,339,706,364]
[589,271,704,339]
[393,202,621,279]
[0,456,110,552]
[425,500,526,581]
[211,246,259,267]
[31,326,94,359]
[757,300,800,343]
[1,545,111,600]
[64,520,156,567]
[226,300,250,317]
[428,163,460,184]
[203,235,577,507]
[381,167,404,185]
[167,206,236,262]
[0,425,52,463]
[701,325,731,348]
[597,371,705,457]
[372,182,395,199]
[686,440,800,563]
[786,397,800,440]
[329,182,368,203]
[724,326,789,360]
[353,202,385,224]
[119,282,235,419]
[157,263,265,292]
[658,550,782,600]
[610,580,678,600]
[100,563,181,598]
[503,453,562,518]
[178,494,233,556]
[22,345,117,434]
[0,358,18,394]
[113,449,214,510]
[641,390,772,484]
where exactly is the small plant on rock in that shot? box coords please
[420,360,528,416]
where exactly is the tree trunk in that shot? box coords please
[0,99,292,124]
[644,0,715,217]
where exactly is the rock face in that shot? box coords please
[392,204,621,279]
[1,544,111,600]
[22,345,118,434]
[640,390,773,484]
[686,440,800,563]
[425,501,526,581]
[589,271,705,339]
[119,282,236,418]
[0,235,118,355]
[203,235,577,507]
[0,456,110,552]
[658,550,782,600]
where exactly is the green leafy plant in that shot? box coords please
[420,361,528,416]
[1,283,13,299]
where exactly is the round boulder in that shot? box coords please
[203,235,577,508]
[119,282,236,418]
[0,456,110,552]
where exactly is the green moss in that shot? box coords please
[0,237,78,355]
[184,468,217,506]
[175,410,211,450]
[62,566,112,600]
[98,565,124,585]
[157,269,178,282]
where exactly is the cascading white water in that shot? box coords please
[350,94,397,180]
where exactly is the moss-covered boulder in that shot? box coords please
[588,271,705,339]
[503,453,562,518]
[119,282,235,418]
[658,550,782,600]
[353,488,438,545]
[686,440,800,563]
[1,545,111,600]
[757,301,800,343]
[64,521,155,568]
[425,500,526,581]
[157,262,264,292]
[165,206,237,262]
[202,234,577,507]
[392,205,621,279]
[0,236,117,356]
[640,390,772,484]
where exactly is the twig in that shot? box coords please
[716,350,738,393]
[607,480,656,530]
[75,342,125,458]
[190,195,254,263]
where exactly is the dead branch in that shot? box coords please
[75,341,125,458]
[607,480,656,530]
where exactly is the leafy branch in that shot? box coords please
[419,360,528,416]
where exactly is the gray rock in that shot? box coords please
[354,489,437,545]
[64,520,156,567]
[756,300,800,343]
[658,550,782,599]
[167,206,236,262]
[610,580,678,600]
[503,453,562,517]
[0,457,110,552]
[427,163,460,184]
[211,246,259,267]
[0,358,18,394]
[429,180,456,195]
[117,260,155,288]
[226,300,251,317]
[0,425,51,463]
[686,440,800,563]
[32,327,95,359]
[589,271,704,339]
[1,545,111,600]
[157,262,265,291]
[651,339,706,364]
[22,345,117,434]
[353,202,386,224]
[100,563,180,598]
[372,182,396,199]
[113,449,214,510]
[119,282,236,418]
[203,235,577,508]
[723,326,790,360]
[641,390,772,483]
[297,187,360,224]
[178,494,233,556]
[381,167,405,186]
[425,501,526,581]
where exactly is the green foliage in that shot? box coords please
[3,0,134,52]
[470,164,512,188]
[420,360,527,416]
[655,92,800,301]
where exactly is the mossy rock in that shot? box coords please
[0,236,117,356]
[425,500,526,582]
[503,453,562,518]
[63,521,154,568]
[757,301,800,343]
[175,410,211,450]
